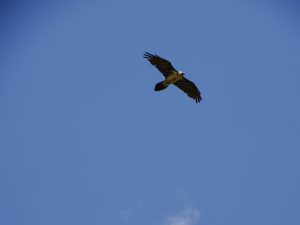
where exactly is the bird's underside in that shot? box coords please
[154,71,184,91]
[143,52,202,103]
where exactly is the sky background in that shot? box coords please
[1,1,300,225]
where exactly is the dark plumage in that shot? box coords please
[144,52,202,103]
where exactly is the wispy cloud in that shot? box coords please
[119,200,144,222]
[165,208,201,225]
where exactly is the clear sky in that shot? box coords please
[1,1,300,225]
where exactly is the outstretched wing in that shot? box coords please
[174,77,202,103]
[144,52,177,78]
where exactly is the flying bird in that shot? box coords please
[144,52,202,103]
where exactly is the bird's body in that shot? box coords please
[143,52,202,103]
[164,71,184,85]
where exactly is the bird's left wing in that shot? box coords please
[143,52,176,78]
[174,77,202,103]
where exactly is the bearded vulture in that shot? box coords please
[144,52,202,103]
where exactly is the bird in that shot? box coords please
[143,52,202,103]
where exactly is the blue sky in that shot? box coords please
[1,1,300,225]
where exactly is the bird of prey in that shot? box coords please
[144,52,202,103]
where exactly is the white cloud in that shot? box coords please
[165,208,201,225]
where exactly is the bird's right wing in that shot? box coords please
[143,52,176,78]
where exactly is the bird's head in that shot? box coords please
[178,71,185,76]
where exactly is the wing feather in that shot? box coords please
[143,52,176,78]
[174,77,202,103]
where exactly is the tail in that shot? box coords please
[154,81,168,91]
